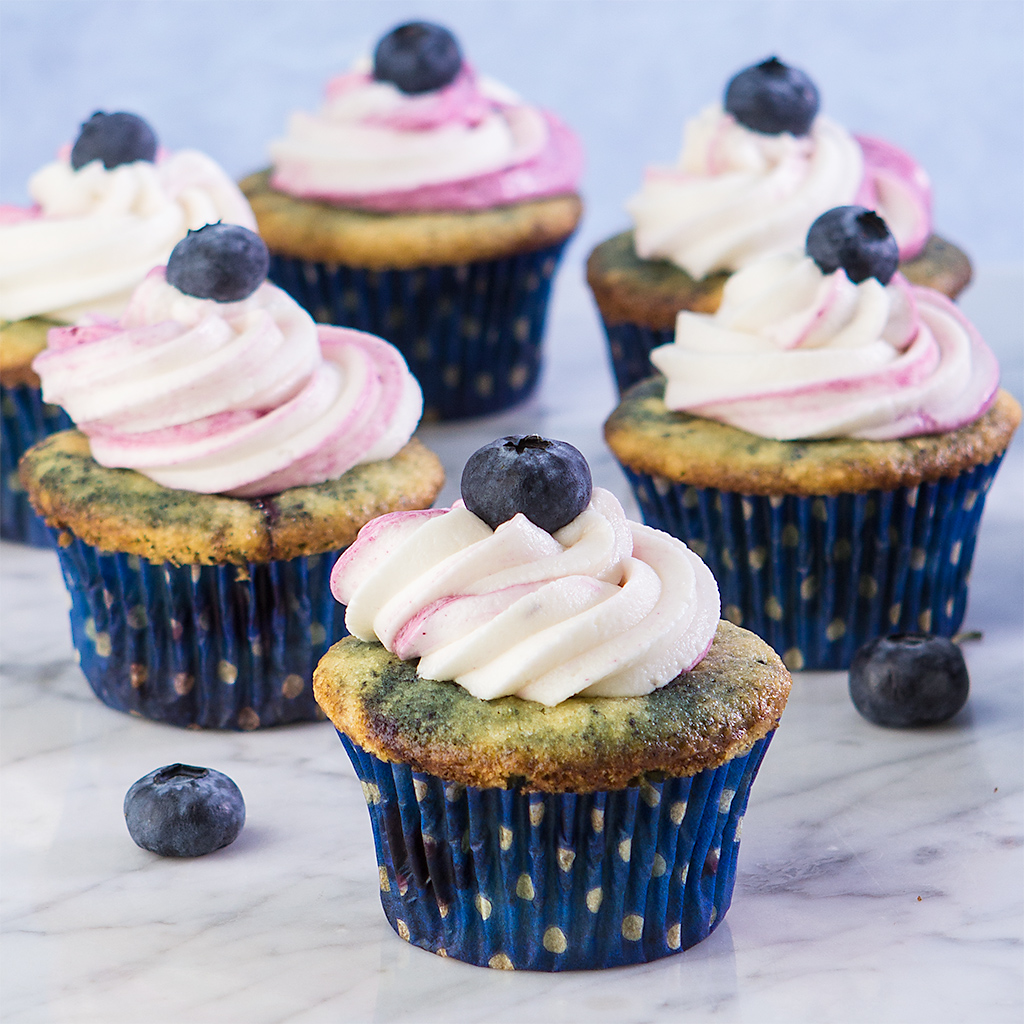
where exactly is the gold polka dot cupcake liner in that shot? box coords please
[1,383,74,546]
[265,240,570,421]
[339,731,774,971]
[621,456,1005,671]
[51,533,343,729]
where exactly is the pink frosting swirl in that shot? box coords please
[33,270,423,496]
[270,64,582,211]
[651,253,999,440]
[330,487,720,705]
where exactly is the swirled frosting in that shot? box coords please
[331,487,720,705]
[628,105,931,279]
[0,150,257,324]
[270,62,582,211]
[33,271,423,496]
[650,253,999,440]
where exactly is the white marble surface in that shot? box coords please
[2,268,1022,1024]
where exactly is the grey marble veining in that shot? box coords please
[1,268,1022,1024]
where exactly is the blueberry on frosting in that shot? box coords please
[70,111,158,171]
[166,223,270,302]
[373,21,463,95]
[724,57,819,137]
[461,435,592,534]
[806,205,900,285]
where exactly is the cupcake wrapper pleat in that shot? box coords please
[622,456,1004,670]
[598,319,673,396]
[340,732,774,971]
[51,530,346,728]
[2,384,74,546]
[266,240,571,421]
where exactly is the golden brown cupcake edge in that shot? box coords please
[0,318,56,389]
[239,171,582,269]
[313,621,792,793]
[19,430,444,565]
[605,379,1022,497]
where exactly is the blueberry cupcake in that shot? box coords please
[605,208,1020,671]
[586,57,972,395]
[0,111,257,546]
[20,225,443,730]
[313,436,791,970]
[240,21,583,421]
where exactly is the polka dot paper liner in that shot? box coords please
[621,455,1005,671]
[2,383,74,546]
[340,731,774,971]
[266,240,570,421]
[599,321,674,397]
[50,531,346,729]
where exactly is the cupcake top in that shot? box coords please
[650,207,999,441]
[628,58,932,279]
[32,224,424,497]
[329,435,721,706]
[269,21,583,211]
[0,111,257,323]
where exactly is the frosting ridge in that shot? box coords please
[651,253,998,440]
[0,151,257,323]
[331,487,721,705]
[33,271,423,496]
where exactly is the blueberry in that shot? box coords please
[373,21,463,95]
[166,223,270,302]
[70,111,157,171]
[124,764,245,857]
[848,634,970,728]
[724,57,819,137]
[806,206,900,285]
[461,435,592,534]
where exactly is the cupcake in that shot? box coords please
[313,435,791,970]
[586,57,973,396]
[240,21,583,421]
[19,225,444,730]
[1,111,258,546]
[605,207,1021,671]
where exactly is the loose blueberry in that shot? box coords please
[70,111,158,171]
[461,435,592,534]
[848,634,969,728]
[724,57,819,137]
[806,206,900,285]
[166,223,270,302]
[124,763,245,857]
[373,21,463,95]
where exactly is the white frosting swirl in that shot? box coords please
[0,151,257,323]
[33,272,423,496]
[331,487,721,706]
[628,105,929,279]
[650,254,1000,440]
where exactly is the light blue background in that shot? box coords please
[2,0,1022,267]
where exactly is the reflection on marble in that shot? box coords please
[1,269,1022,1024]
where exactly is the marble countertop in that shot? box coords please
[2,266,1022,1024]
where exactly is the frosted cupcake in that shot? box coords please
[314,436,791,970]
[605,207,1020,671]
[587,57,972,395]
[1,111,257,545]
[241,21,583,420]
[20,225,443,729]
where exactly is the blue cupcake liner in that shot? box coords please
[340,731,774,971]
[598,319,674,397]
[622,456,1005,671]
[50,529,348,729]
[2,383,74,546]
[267,239,571,421]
